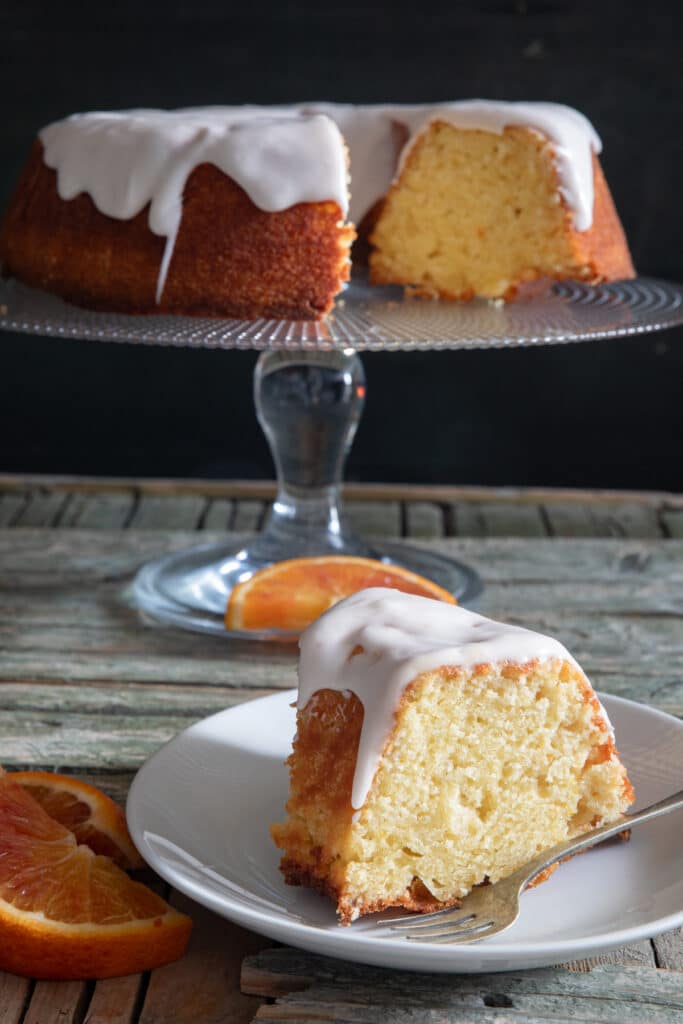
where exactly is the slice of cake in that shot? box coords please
[368,103,634,300]
[271,588,634,924]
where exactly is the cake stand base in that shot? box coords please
[132,537,482,641]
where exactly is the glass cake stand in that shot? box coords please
[2,272,683,640]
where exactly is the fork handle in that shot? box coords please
[510,787,683,893]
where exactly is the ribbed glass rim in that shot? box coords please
[2,273,683,352]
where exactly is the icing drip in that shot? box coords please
[39,101,602,304]
[298,589,600,811]
[40,109,349,303]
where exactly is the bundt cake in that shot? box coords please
[0,102,634,319]
[271,588,634,925]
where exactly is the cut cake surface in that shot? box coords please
[369,121,634,299]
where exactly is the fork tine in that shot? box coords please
[400,914,484,939]
[389,911,476,933]
[406,919,497,944]
[381,904,466,926]
[411,917,494,939]
[433,922,501,945]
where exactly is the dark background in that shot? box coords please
[1,1,682,489]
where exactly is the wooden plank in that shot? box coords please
[232,500,265,532]
[544,502,600,537]
[0,648,297,688]
[1,473,681,510]
[5,573,683,627]
[0,663,680,774]
[1,610,681,687]
[404,502,444,539]
[140,893,267,1024]
[0,613,679,734]
[66,492,136,529]
[23,980,89,1024]
[57,494,89,527]
[1,535,682,703]
[0,527,191,581]
[662,509,683,539]
[202,499,234,531]
[0,607,680,688]
[0,681,280,716]
[2,534,683,711]
[85,975,144,1024]
[128,496,206,530]
[14,492,68,528]
[0,656,646,719]
[414,536,683,588]
[2,533,683,620]
[5,529,683,585]
[0,680,257,726]
[0,492,27,526]
[7,565,683,623]
[566,940,656,972]
[653,927,683,970]
[0,973,31,1024]
[242,949,683,1022]
[345,500,401,537]
[546,503,664,539]
[591,504,662,539]
[0,710,203,769]
[450,502,547,538]
[449,502,486,537]
[0,688,279,769]
[0,483,667,543]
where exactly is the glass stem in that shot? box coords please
[252,347,372,559]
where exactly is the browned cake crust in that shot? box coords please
[565,153,635,284]
[0,141,354,320]
[271,682,464,925]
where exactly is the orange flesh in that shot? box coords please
[0,770,192,978]
[0,775,162,924]
[12,770,144,869]
[225,556,456,632]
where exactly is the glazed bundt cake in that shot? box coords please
[271,588,634,924]
[0,102,634,319]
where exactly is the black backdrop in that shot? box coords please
[2,0,682,489]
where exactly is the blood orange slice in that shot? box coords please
[225,555,456,632]
[0,769,192,979]
[11,770,144,870]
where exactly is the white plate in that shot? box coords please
[127,691,683,973]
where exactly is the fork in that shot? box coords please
[384,787,683,944]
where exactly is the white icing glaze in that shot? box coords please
[298,588,606,811]
[39,101,601,303]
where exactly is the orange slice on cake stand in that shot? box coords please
[0,769,191,979]
[225,554,456,633]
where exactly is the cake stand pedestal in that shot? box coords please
[2,272,683,640]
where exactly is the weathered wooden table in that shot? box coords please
[1,475,682,1023]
